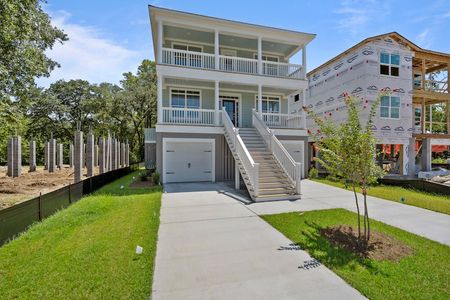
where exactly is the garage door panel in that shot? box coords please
[164,140,214,183]
[280,141,305,178]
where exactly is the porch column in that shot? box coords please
[257,37,262,75]
[408,137,416,176]
[157,20,163,64]
[214,30,219,70]
[400,143,409,176]
[421,138,432,172]
[215,80,220,125]
[258,84,262,117]
[157,75,163,124]
[302,90,307,129]
[302,45,307,79]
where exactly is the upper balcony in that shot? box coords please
[149,6,315,81]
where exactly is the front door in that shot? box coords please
[220,95,239,127]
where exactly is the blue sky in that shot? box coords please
[38,0,450,87]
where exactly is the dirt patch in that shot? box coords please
[320,225,412,261]
[0,165,100,210]
[129,179,156,189]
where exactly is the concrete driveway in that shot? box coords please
[151,182,365,300]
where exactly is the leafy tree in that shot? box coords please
[306,93,385,241]
[0,0,68,99]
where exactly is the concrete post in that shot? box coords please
[83,143,86,168]
[421,138,432,172]
[69,143,74,167]
[111,138,116,170]
[408,138,416,176]
[74,131,83,183]
[99,137,105,174]
[48,138,56,173]
[7,137,13,176]
[117,140,121,168]
[86,131,94,177]
[12,136,21,177]
[121,142,125,168]
[44,141,49,170]
[29,139,36,172]
[126,142,130,166]
[57,143,63,169]
[105,134,111,172]
[94,144,99,167]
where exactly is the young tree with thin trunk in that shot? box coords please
[305,93,385,241]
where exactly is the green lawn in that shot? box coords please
[313,178,450,215]
[0,171,162,299]
[262,209,450,300]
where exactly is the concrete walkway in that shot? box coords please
[248,180,450,246]
[152,182,365,300]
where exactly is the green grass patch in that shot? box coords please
[262,209,450,300]
[313,178,450,215]
[0,171,162,299]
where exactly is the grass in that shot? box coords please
[262,209,450,300]
[0,171,162,299]
[312,178,450,215]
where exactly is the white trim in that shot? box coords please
[156,124,224,134]
[219,92,242,127]
[279,140,305,178]
[164,83,293,97]
[162,138,215,183]
[169,87,202,108]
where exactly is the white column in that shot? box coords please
[408,138,416,176]
[302,45,307,79]
[257,37,262,75]
[215,80,220,125]
[235,164,240,190]
[157,74,163,123]
[302,90,307,129]
[258,84,262,117]
[214,30,219,70]
[157,20,163,63]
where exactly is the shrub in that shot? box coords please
[152,172,160,185]
[309,167,319,179]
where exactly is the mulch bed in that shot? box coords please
[320,225,412,261]
[129,180,156,189]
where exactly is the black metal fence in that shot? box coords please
[0,164,140,246]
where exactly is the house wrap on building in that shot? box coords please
[291,32,449,176]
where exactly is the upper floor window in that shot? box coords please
[255,95,280,113]
[172,43,202,52]
[380,52,400,76]
[380,95,400,119]
[170,89,201,109]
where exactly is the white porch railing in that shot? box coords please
[252,109,301,194]
[222,107,260,196]
[162,48,215,70]
[161,107,217,126]
[261,112,304,129]
[262,61,303,79]
[144,128,156,143]
[161,48,304,79]
[219,55,258,74]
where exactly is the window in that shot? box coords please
[294,94,300,102]
[380,96,400,119]
[414,107,421,126]
[255,95,280,113]
[170,89,200,108]
[380,52,400,76]
[254,54,280,76]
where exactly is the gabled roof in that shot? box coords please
[307,32,450,76]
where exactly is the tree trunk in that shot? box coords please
[352,185,361,238]
[363,192,370,240]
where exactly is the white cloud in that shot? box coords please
[416,29,432,48]
[334,0,389,35]
[37,11,142,87]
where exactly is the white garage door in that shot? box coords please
[163,138,214,183]
[281,141,305,178]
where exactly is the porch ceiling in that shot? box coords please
[163,77,296,95]
[164,25,298,56]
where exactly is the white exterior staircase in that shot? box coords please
[222,108,302,201]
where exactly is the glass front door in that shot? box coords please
[220,95,239,126]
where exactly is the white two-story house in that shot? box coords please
[145,6,315,201]
[294,32,449,176]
